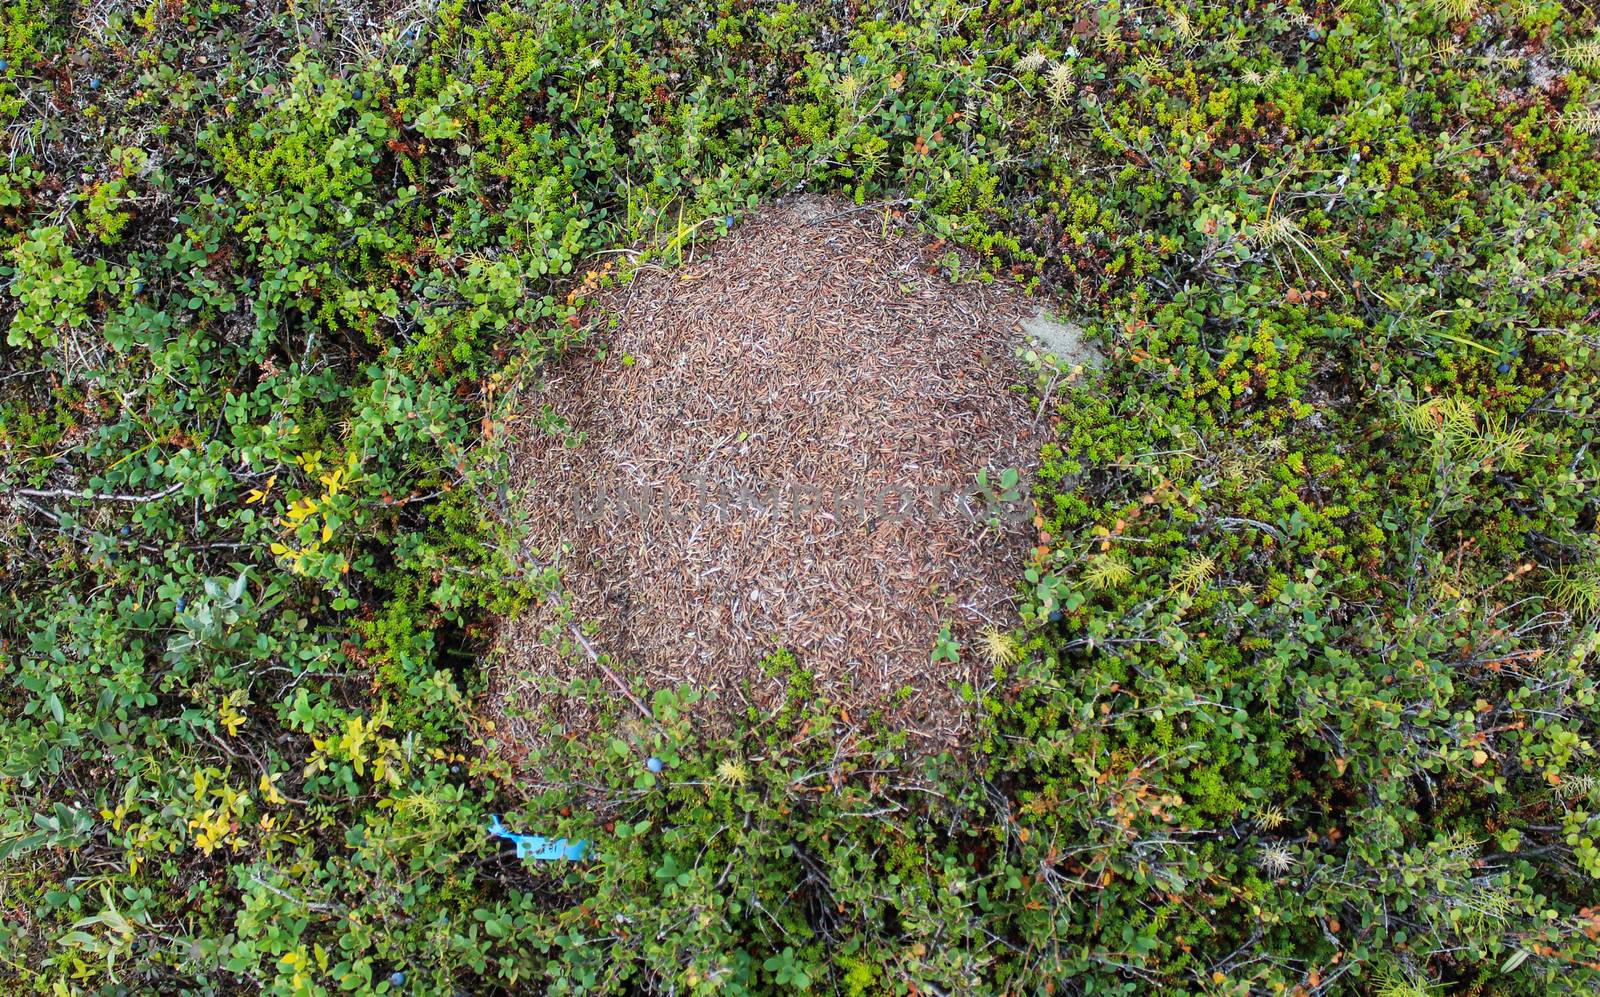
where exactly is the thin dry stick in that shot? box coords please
[569,625,654,720]
[6,482,184,504]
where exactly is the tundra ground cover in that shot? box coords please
[1,1,1598,994]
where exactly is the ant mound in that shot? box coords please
[488,196,1046,755]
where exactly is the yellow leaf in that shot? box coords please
[245,474,278,504]
[259,772,287,806]
[285,497,318,523]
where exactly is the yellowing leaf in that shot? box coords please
[259,772,287,806]
[245,474,278,504]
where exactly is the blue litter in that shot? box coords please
[488,814,588,861]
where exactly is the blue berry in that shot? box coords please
[119,526,130,536]
[175,597,186,611]
[389,970,406,987]
[1497,362,1510,374]
[646,756,664,773]
[0,59,9,71]
[89,78,100,90]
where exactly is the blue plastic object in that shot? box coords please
[488,814,588,861]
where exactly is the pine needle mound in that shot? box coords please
[488,196,1044,752]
